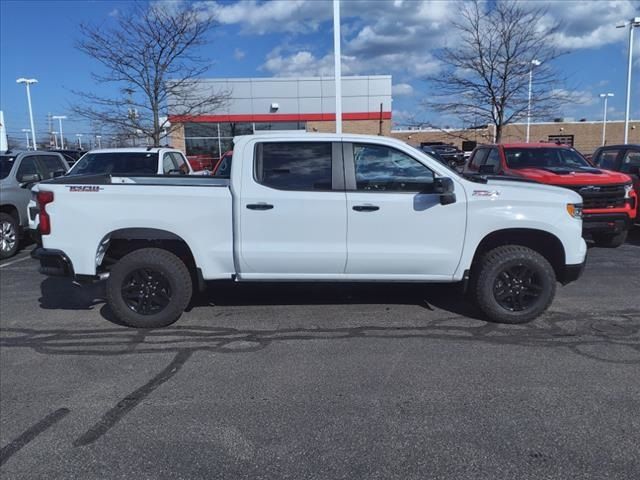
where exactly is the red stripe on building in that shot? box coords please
[169,111,392,123]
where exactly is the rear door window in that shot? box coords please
[255,142,333,191]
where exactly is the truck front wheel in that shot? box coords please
[472,245,556,324]
[106,248,193,328]
[592,230,627,248]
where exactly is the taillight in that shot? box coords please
[37,191,54,235]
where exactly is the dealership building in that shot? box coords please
[169,75,392,159]
[168,74,638,158]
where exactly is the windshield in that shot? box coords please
[504,147,591,170]
[0,155,17,179]
[68,152,158,176]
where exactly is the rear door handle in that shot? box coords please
[246,203,274,211]
[352,205,380,212]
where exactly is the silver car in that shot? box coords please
[0,151,68,259]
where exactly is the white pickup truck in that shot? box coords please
[32,133,587,328]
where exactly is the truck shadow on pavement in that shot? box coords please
[2,277,637,455]
[21,277,640,367]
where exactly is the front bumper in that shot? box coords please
[558,257,587,285]
[31,248,74,277]
[582,213,630,235]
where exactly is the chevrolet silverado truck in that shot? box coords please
[32,133,587,328]
[464,143,637,247]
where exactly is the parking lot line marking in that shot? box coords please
[0,408,70,466]
[0,255,33,269]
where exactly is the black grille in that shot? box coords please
[565,184,626,209]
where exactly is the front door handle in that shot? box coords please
[352,205,380,212]
[246,203,274,211]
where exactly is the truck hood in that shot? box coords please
[509,167,632,186]
[476,177,583,203]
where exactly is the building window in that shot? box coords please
[183,121,307,163]
[254,121,306,131]
[548,135,574,147]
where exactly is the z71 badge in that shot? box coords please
[68,186,103,192]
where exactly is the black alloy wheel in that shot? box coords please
[121,268,172,315]
[492,264,543,312]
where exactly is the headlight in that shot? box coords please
[624,184,633,199]
[566,203,583,219]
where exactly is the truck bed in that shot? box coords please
[36,174,234,279]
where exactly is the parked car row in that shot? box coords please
[0,147,209,259]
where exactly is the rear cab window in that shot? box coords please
[254,142,333,191]
[69,152,159,176]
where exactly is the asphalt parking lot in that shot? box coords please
[1,233,639,479]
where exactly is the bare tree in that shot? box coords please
[72,2,227,147]
[425,0,570,143]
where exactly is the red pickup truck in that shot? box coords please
[465,143,637,247]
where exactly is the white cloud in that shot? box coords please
[108,8,119,17]
[197,0,329,34]
[233,48,246,60]
[540,1,639,50]
[392,83,414,96]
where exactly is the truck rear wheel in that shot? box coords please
[472,245,556,324]
[592,230,627,248]
[106,248,193,328]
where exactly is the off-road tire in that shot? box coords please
[472,245,556,324]
[0,213,20,260]
[592,230,627,248]
[106,248,193,328]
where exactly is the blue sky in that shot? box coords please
[1,0,639,146]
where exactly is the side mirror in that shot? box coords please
[434,177,456,205]
[53,170,66,178]
[478,164,496,175]
[19,173,41,187]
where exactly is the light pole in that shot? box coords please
[21,129,31,150]
[52,131,59,149]
[16,78,38,150]
[616,17,640,144]
[599,93,614,145]
[526,59,542,143]
[52,116,67,149]
[76,134,83,149]
[96,135,102,149]
[333,0,342,134]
